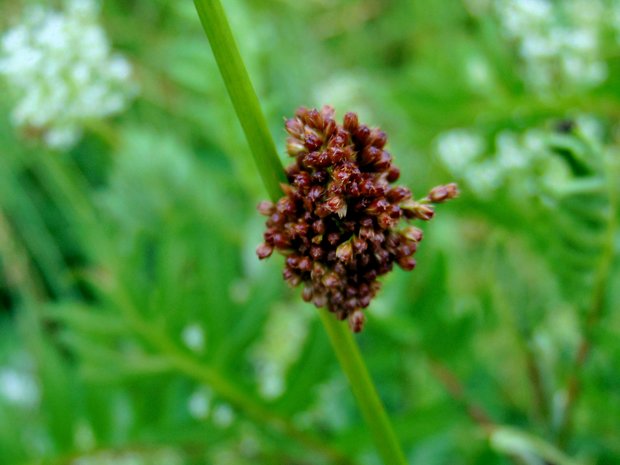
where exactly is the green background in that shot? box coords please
[1,1,619,464]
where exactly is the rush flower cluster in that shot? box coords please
[256,106,457,332]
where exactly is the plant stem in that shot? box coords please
[193,0,286,202]
[425,357,496,433]
[193,1,408,463]
[319,312,408,465]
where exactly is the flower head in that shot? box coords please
[257,106,458,332]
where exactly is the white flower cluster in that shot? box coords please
[495,0,609,93]
[436,126,555,197]
[0,0,137,149]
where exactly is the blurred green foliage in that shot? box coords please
[0,1,619,464]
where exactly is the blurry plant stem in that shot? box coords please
[319,312,409,464]
[0,212,46,302]
[374,320,559,465]
[193,0,285,201]
[114,291,353,465]
[557,162,618,447]
[426,357,496,434]
[193,1,408,463]
[35,152,353,465]
[428,360,577,465]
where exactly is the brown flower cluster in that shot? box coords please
[256,106,457,332]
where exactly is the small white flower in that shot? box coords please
[181,323,206,353]
[495,0,609,93]
[188,387,212,420]
[465,160,504,197]
[212,404,235,428]
[496,131,530,170]
[436,129,485,173]
[0,0,137,150]
[0,368,39,407]
[45,126,81,150]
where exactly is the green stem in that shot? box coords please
[193,1,408,463]
[319,312,408,465]
[193,0,286,201]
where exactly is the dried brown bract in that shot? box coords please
[257,106,458,332]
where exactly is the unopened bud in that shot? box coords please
[352,236,368,254]
[324,118,337,139]
[343,112,359,132]
[359,226,374,241]
[397,256,416,271]
[355,124,371,142]
[373,150,392,171]
[402,226,423,242]
[298,256,312,272]
[367,198,389,214]
[378,213,395,229]
[257,201,274,216]
[306,108,324,130]
[413,203,435,220]
[285,118,304,137]
[369,129,387,148]
[256,243,273,259]
[283,266,301,286]
[402,200,435,221]
[313,293,327,307]
[322,272,340,288]
[336,241,354,263]
[311,262,325,279]
[428,183,459,203]
[325,195,348,218]
[286,138,307,156]
[361,146,381,165]
[304,127,323,150]
[302,286,313,302]
[386,165,400,182]
[348,310,365,333]
[387,186,411,203]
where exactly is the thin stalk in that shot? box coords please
[319,312,408,465]
[426,358,496,434]
[193,0,286,201]
[192,1,408,463]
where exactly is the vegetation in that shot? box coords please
[0,1,619,464]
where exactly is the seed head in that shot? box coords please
[256,106,458,332]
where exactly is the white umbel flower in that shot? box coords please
[0,0,137,150]
[495,0,608,93]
